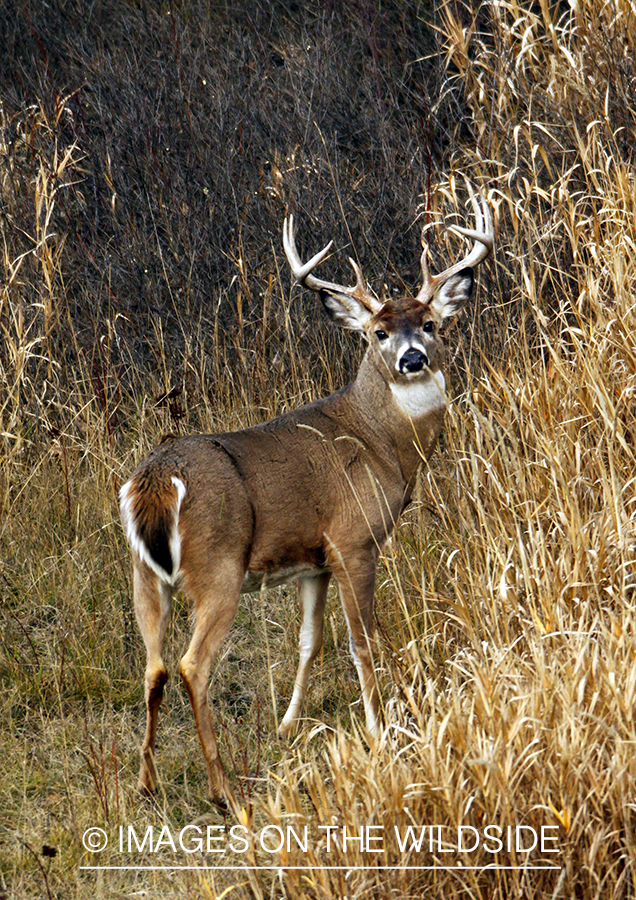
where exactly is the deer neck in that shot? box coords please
[348,351,447,488]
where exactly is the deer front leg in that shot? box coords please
[179,564,244,810]
[132,560,173,794]
[279,572,331,738]
[332,553,380,738]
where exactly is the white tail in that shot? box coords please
[120,187,493,808]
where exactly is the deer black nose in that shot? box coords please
[399,348,428,374]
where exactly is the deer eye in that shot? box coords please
[375,329,389,341]
[423,321,435,333]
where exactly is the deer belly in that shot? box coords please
[240,563,328,593]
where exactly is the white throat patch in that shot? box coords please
[389,369,446,419]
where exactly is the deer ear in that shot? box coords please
[429,268,474,319]
[320,290,374,332]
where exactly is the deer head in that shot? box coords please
[283,185,493,394]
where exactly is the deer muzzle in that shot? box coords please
[398,347,428,374]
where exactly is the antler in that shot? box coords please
[416,184,493,305]
[283,215,382,313]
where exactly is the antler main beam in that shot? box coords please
[417,185,493,305]
[283,215,381,313]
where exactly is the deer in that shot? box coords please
[120,187,493,809]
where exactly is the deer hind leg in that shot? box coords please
[132,559,173,794]
[178,562,244,809]
[332,554,381,739]
[279,572,331,738]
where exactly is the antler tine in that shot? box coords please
[416,184,493,305]
[283,216,381,311]
[347,257,370,297]
[419,226,433,288]
[283,215,333,288]
[446,184,493,260]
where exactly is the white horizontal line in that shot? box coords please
[80,865,562,871]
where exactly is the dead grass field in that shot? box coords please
[1,1,635,897]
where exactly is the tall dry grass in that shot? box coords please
[1,1,635,898]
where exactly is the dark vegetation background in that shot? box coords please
[1,0,472,409]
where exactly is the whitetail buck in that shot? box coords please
[120,188,493,808]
